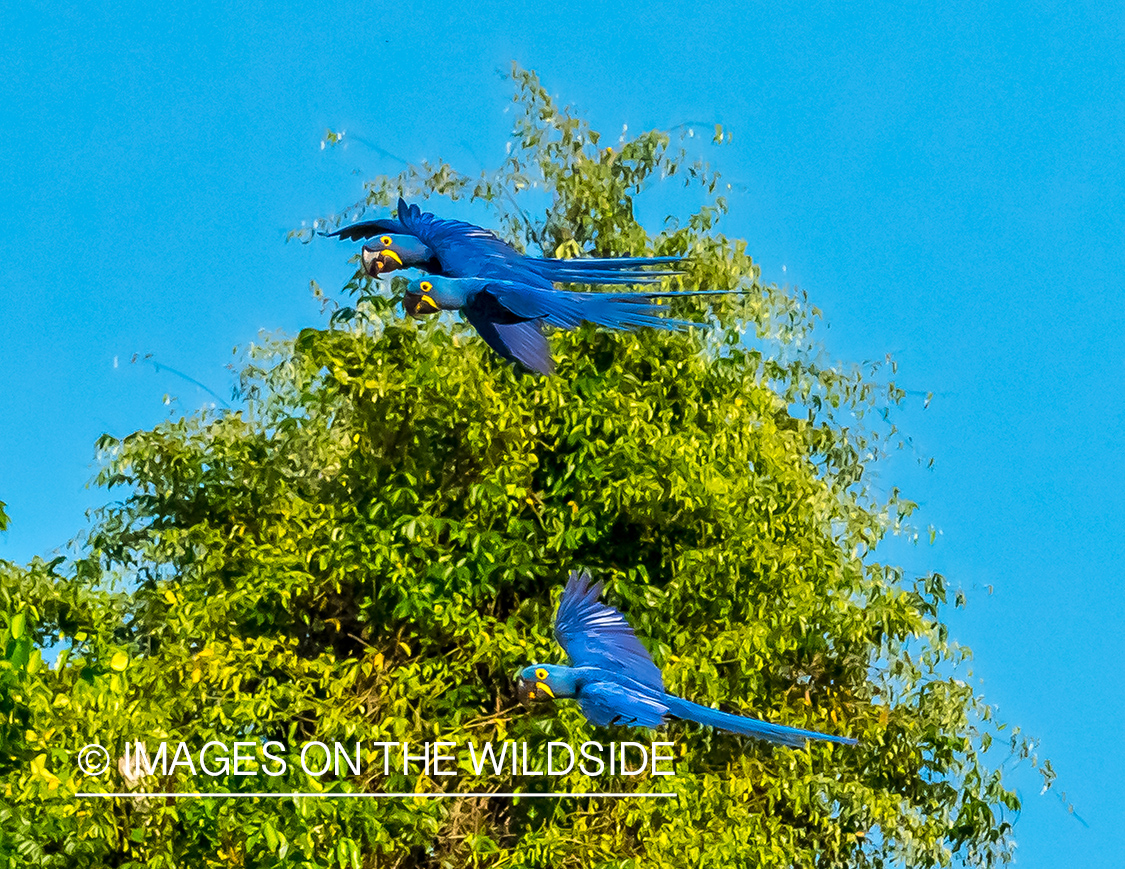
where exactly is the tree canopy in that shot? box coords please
[0,67,1031,868]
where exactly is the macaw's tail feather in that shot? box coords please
[546,269,683,286]
[546,296,698,333]
[555,255,685,267]
[535,255,684,270]
[485,283,739,334]
[664,695,858,749]
[633,289,755,298]
[546,289,747,333]
[529,255,685,286]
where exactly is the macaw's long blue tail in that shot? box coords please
[530,256,685,286]
[536,289,748,333]
[664,695,858,749]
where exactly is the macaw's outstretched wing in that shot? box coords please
[578,681,669,728]
[322,200,513,277]
[460,311,554,375]
[554,570,663,690]
[395,198,529,280]
[323,217,407,242]
[663,695,859,748]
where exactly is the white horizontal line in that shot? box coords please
[76,791,677,799]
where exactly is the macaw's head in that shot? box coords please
[360,233,434,277]
[516,664,575,704]
[403,276,472,317]
[403,278,443,318]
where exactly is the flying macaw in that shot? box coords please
[403,275,740,374]
[325,198,682,286]
[516,571,859,749]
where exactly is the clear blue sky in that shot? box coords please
[1,2,1121,864]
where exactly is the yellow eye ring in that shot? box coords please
[535,668,548,680]
[380,235,392,246]
[420,281,433,292]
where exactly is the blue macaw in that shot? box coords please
[516,572,859,749]
[325,198,682,286]
[404,275,739,374]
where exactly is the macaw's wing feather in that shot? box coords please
[396,198,528,280]
[323,217,406,241]
[397,198,509,248]
[460,309,554,375]
[554,570,663,690]
[578,682,669,728]
[663,695,858,748]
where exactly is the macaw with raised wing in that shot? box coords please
[516,571,858,749]
[325,198,682,287]
[403,275,741,374]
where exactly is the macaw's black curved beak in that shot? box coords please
[361,246,404,277]
[403,291,440,318]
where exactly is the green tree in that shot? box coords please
[2,67,1033,867]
